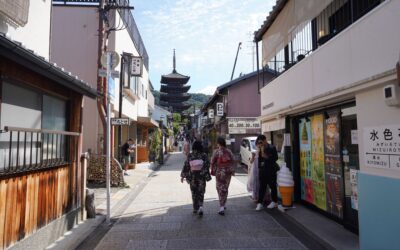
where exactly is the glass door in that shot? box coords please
[341,106,359,232]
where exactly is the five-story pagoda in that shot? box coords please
[160,50,191,113]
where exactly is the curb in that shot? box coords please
[60,154,172,250]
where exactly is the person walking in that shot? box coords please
[255,135,279,210]
[183,135,191,156]
[121,138,134,176]
[181,141,211,217]
[211,137,235,215]
[202,136,209,156]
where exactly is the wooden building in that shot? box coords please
[0,34,97,249]
[159,50,191,113]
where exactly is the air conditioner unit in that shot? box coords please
[383,84,400,106]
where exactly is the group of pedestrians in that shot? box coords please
[180,134,279,217]
[180,136,235,217]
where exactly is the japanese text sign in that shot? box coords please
[216,102,224,116]
[363,125,400,170]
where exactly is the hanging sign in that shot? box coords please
[216,102,224,116]
[130,56,143,76]
[208,109,214,119]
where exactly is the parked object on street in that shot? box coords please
[240,136,257,168]
[211,137,236,215]
[87,155,126,187]
[181,141,211,217]
[277,163,295,207]
[85,189,96,218]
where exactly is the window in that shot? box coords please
[0,82,68,172]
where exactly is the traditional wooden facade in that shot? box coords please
[0,34,97,249]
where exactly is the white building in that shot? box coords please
[255,0,400,248]
[51,0,156,163]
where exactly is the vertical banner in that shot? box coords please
[324,110,343,218]
[299,118,313,203]
[311,114,327,211]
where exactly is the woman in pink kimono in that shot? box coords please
[211,137,235,215]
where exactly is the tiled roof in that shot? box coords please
[0,33,97,98]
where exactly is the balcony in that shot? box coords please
[261,0,384,77]
[260,0,399,117]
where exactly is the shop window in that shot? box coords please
[298,106,357,221]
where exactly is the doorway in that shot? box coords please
[341,106,359,232]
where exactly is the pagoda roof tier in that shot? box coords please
[160,92,191,102]
[160,84,191,93]
[161,70,190,84]
[172,106,191,112]
[160,101,191,109]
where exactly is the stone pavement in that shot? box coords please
[94,152,307,250]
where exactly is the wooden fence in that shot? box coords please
[0,166,71,249]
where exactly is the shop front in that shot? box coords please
[137,117,159,163]
[292,102,359,232]
[262,117,286,166]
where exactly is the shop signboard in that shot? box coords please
[216,102,224,116]
[299,118,312,202]
[208,109,214,119]
[350,169,359,210]
[324,110,343,218]
[228,118,260,134]
[311,114,327,211]
[363,125,400,170]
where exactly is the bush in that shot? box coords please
[149,128,162,162]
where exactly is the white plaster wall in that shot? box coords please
[50,7,100,153]
[356,80,400,179]
[152,106,170,125]
[260,0,400,117]
[111,10,150,120]
[0,0,52,59]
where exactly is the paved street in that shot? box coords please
[94,152,307,250]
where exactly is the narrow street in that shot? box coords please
[92,153,307,250]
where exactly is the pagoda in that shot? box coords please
[159,50,191,113]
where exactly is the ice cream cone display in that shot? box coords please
[277,163,295,207]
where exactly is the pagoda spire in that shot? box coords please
[173,49,176,73]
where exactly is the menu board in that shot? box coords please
[311,114,327,211]
[324,111,343,218]
[299,119,313,202]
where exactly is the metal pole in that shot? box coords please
[118,56,123,162]
[159,120,164,165]
[256,40,260,94]
[230,42,242,81]
[106,52,111,224]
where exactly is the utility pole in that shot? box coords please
[97,0,107,153]
[230,42,242,81]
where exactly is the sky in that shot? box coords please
[132,0,275,95]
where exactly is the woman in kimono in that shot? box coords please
[181,141,211,217]
[211,137,235,215]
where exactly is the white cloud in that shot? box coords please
[196,85,217,95]
[135,0,275,90]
